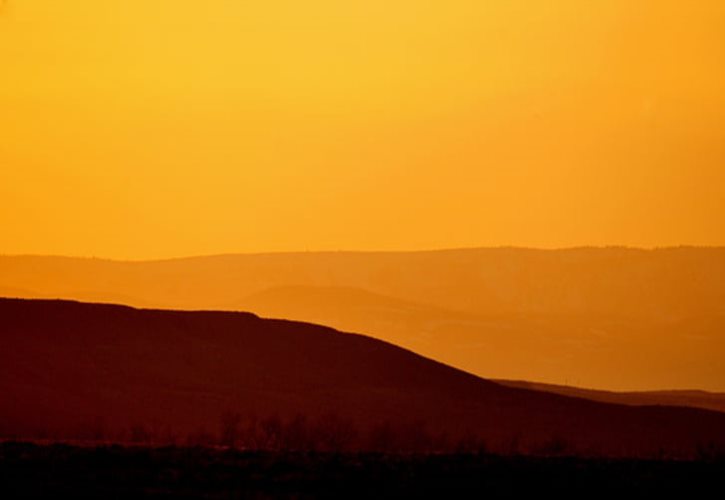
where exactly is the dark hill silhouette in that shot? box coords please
[1,247,725,391]
[235,285,725,393]
[2,298,725,458]
[242,286,725,414]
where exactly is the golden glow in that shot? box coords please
[2,0,724,259]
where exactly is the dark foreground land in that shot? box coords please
[1,442,724,499]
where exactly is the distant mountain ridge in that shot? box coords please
[2,247,724,318]
[2,247,725,391]
[495,380,725,414]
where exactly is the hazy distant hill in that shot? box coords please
[2,298,725,458]
[1,247,724,391]
[2,247,724,317]
[495,380,725,414]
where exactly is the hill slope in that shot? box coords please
[236,285,725,392]
[2,298,725,458]
[1,247,725,391]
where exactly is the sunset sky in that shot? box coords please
[2,0,724,259]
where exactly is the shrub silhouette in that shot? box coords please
[695,441,725,461]
[454,429,487,455]
[259,415,284,450]
[280,414,311,451]
[129,423,151,444]
[535,435,571,457]
[219,410,242,448]
[311,413,357,452]
[186,426,216,447]
[368,420,397,452]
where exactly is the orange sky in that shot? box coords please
[1,0,724,259]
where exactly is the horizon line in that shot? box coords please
[1,244,724,264]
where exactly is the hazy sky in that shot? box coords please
[2,0,724,259]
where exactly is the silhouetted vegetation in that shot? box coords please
[212,412,470,454]
[6,408,725,460]
[1,441,723,499]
